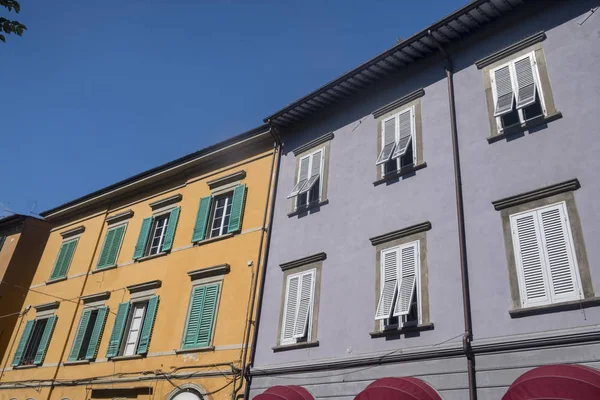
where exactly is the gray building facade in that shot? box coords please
[249,1,600,399]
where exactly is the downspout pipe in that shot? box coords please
[428,30,477,400]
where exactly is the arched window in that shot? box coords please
[170,388,203,400]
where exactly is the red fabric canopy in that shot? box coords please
[354,377,442,400]
[502,364,600,400]
[253,386,314,400]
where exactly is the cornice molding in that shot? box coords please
[280,253,327,271]
[80,291,110,304]
[105,210,134,224]
[187,264,231,280]
[34,301,59,312]
[126,280,162,293]
[372,88,425,118]
[491,179,580,211]
[60,225,85,238]
[475,31,546,69]
[292,132,334,156]
[149,194,182,210]
[206,171,246,189]
[369,222,431,246]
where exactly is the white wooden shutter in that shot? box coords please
[514,54,537,109]
[287,156,310,199]
[538,203,581,302]
[376,117,397,165]
[492,65,515,116]
[293,271,315,338]
[392,108,413,159]
[393,243,418,316]
[281,275,300,342]
[375,249,398,320]
[299,150,322,195]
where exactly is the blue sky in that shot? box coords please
[1,0,465,217]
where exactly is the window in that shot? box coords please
[376,107,416,175]
[209,193,233,238]
[106,296,159,358]
[287,148,324,208]
[68,307,108,361]
[133,207,180,260]
[146,214,169,256]
[96,224,127,270]
[280,269,315,345]
[181,283,221,349]
[11,316,57,367]
[191,184,246,242]
[49,239,78,281]
[510,202,582,308]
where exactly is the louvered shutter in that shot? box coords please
[136,295,159,354]
[293,271,314,338]
[300,150,322,195]
[227,184,246,233]
[493,65,515,116]
[288,156,310,198]
[376,118,397,165]
[11,320,34,366]
[97,225,125,269]
[197,284,220,347]
[97,228,116,269]
[192,196,212,242]
[182,286,205,349]
[161,207,180,252]
[282,275,300,342]
[392,109,413,159]
[538,204,580,302]
[514,55,537,109]
[394,244,418,316]
[106,302,130,358]
[34,315,57,365]
[375,249,398,320]
[133,218,152,260]
[85,306,108,360]
[68,309,91,361]
[50,240,77,280]
[511,211,550,306]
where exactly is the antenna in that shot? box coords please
[29,201,37,214]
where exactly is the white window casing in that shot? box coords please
[281,269,316,345]
[299,150,323,195]
[377,106,416,168]
[288,148,324,199]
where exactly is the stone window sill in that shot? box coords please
[369,322,434,338]
[509,296,600,319]
[288,200,329,218]
[63,359,90,366]
[92,265,117,274]
[373,162,427,187]
[111,354,144,362]
[45,277,67,285]
[13,364,38,370]
[193,233,234,247]
[175,346,215,354]
[487,112,562,144]
[136,252,167,263]
[272,340,319,352]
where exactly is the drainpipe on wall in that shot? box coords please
[428,30,477,400]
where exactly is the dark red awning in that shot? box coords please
[502,364,600,400]
[354,377,442,400]
[254,386,314,400]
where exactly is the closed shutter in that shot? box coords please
[68,309,92,361]
[85,306,108,360]
[161,207,180,252]
[106,302,130,358]
[197,284,220,347]
[34,315,57,365]
[293,271,314,338]
[182,286,205,349]
[227,184,247,233]
[288,156,310,198]
[11,320,34,366]
[514,54,537,109]
[376,117,397,165]
[492,65,514,116]
[97,225,126,269]
[392,108,413,159]
[192,196,212,242]
[50,239,78,280]
[299,150,322,195]
[282,275,300,342]
[136,295,159,354]
[394,243,418,316]
[133,218,152,260]
[375,249,398,320]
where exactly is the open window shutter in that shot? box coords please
[85,306,108,360]
[299,150,322,195]
[511,211,550,306]
[394,244,418,316]
[493,65,515,116]
[376,118,397,165]
[136,295,159,354]
[161,207,180,252]
[375,250,398,320]
[50,240,77,280]
[282,275,300,341]
[392,109,413,159]
[192,196,212,242]
[293,271,314,339]
[11,320,34,366]
[227,184,247,233]
[538,204,580,302]
[68,309,91,361]
[106,302,129,358]
[197,284,220,347]
[288,157,310,198]
[133,218,152,260]
[34,315,57,365]
[514,55,537,109]
[182,286,205,349]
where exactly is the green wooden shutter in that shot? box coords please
[50,239,78,280]
[34,315,57,365]
[97,225,126,269]
[161,207,180,252]
[133,218,152,260]
[11,320,34,366]
[85,306,108,360]
[197,284,220,347]
[106,302,129,358]
[191,196,212,242]
[136,296,159,354]
[227,184,246,233]
[68,309,91,361]
[182,286,205,349]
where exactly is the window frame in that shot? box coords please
[181,280,223,349]
[144,213,170,257]
[119,300,148,357]
[208,192,234,239]
[97,221,128,270]
[48,237,79,281]
[19,317,49,366]
[280,269,316,346]
[293,147,325,210]
[379,106,417,175]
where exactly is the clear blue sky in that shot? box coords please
[1,0,465,217]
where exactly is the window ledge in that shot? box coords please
[272,341,319,352]
[287,200,329,218]
[193,233,234,247]
[92,265,117,274]
[509,297,600,319]
[487,112,563,144]
[111,354,144,362]
[63,359,90,366]
[175,346,215,354]
[373,162,427,187]
[45,277,68,285]
[369,323,434,338]
[13,364,38,369]
[136,252,167,263]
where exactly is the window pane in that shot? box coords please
[123,304,146,356]
[146,215,169,256]
[500,108,520,129]
[522,93,543,121]
[78,310,99,360]
[210,194,233,238]
[400,142,414,168]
